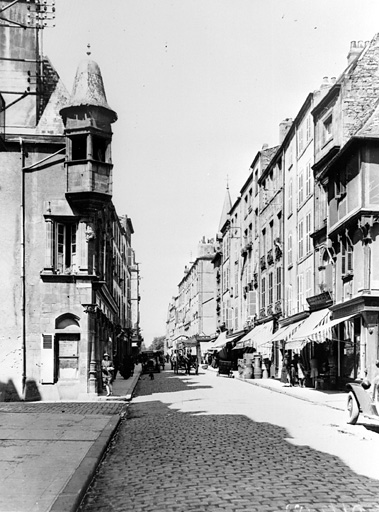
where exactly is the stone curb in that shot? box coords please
[206,365,346,411]
[233,374,346,411]
[50,370,142,511]
[50,414,121,512]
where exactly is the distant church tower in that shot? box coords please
[59,54,117,214]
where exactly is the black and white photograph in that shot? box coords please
[1,1,379,511]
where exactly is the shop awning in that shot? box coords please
[285,308,330,349]
[236,321,273,355]
[207,331,241,352]
[269,318,306,343]
[232,339,245,350]
[300,314,355,342]
[200,340,214,355]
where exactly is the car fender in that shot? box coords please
[346,382,372,415]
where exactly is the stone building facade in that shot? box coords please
[166,238,216,352]
[177,34,379,387]
[0,0,141,401]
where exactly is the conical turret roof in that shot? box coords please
[61,58,117,122]
[218,185,232,232]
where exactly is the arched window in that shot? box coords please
[55,313,80,330]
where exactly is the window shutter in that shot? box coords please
[341,242,346,275]
[248,291,257,316]
[41,334,55,384]
[269,272,273,304]
[276,267,282,301]
[347,250,353,272]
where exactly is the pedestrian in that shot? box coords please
[291,354,300,386]
[101,353,114,396]
[284,352,292,386]
[310,356,319,388]
[298,362,306,387]
[290,363,297,386]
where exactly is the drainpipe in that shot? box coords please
[20,137,26,395]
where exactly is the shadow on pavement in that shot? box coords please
[81,395,379,512]
[135,371,212,397]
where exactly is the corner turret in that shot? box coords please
[60,57,117,214]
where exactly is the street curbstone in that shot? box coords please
[50,414,121,512]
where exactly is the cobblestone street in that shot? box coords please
[79,370,379,512]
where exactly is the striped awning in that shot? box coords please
[301,314,355,342]
[269,318,306,343]
[207,331,241,352]
[236,321,273,357]
[285,309,330,349]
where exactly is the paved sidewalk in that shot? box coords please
[206,364,348,411]
[0,365,142,512]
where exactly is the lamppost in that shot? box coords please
[82,303,98,393]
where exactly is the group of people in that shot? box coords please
[169,349,195,373]
[284,353,320,388]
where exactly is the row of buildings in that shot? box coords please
[0,0,142,401]
[167,35,379,388]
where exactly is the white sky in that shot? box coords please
[44,0,379,345]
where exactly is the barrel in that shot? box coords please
[253,354,262,379]
[243,364,253,379]
[243,354,254,379]
[237,358,244,377]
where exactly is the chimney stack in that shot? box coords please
[347,40,367,65]
[279,118,293,144]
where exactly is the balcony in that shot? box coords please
[275,300,282,314]
[267,249,274,265]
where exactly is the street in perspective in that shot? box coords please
[5,2,379,511]
[79,367,379,512]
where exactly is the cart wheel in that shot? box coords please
[346,392,359,425]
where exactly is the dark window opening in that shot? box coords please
[93,136,108,162]
[71,135,87,160]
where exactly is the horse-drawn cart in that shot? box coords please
[173,338,200,375]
